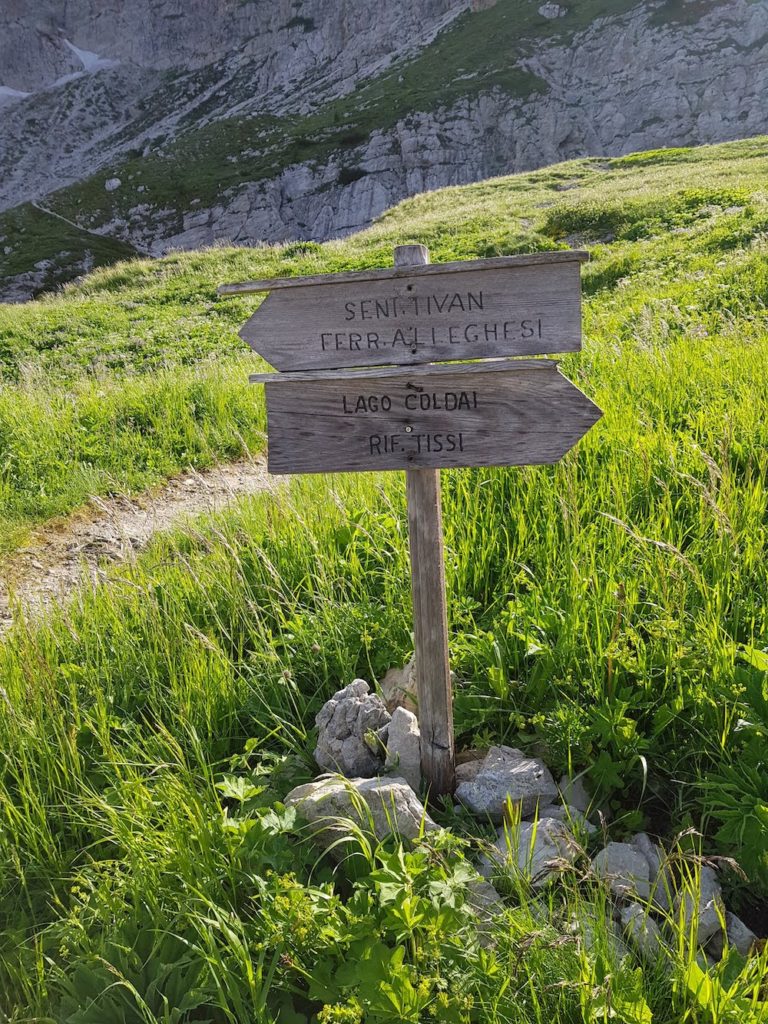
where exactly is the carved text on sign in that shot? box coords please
[341,389,479,415]
[228,252,587,371]
[253,359,601,475]
[321,319,544,354]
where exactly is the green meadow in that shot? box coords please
[0,137,767,1020]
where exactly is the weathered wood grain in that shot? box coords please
[218,250,589,296]
[233,255,584,371]
[407,467,454,797]
[397,244,454,799]
[250,357,554,384]
[262,360,602,475]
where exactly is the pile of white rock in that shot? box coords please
[313,678,422,791]
[285,675,759,963]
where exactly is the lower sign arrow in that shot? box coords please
[252,358,602,475]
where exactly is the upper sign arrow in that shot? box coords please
[219,251,588,372]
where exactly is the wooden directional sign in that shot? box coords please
[252,359,601,476]
[219,251,587,371]
[220,244,602,801]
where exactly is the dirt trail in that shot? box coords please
[0,460,275,637]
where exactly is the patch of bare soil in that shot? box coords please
[0,460,275,637]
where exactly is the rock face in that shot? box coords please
[314,680,390,778]
[3,0,768,300]
[0,0,464,217]
[285,774,438,851]
[0,0,463,92]
[455,745,558,822]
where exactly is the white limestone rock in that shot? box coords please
[592,843,651,900]
[455,750,488,787]
[385,706,422,793]
[380,657,457,714]
[537,803,597,835]
[480,818,578,887]
[314,680,390,778]
[630,833,672,911]
[466,877,504,916]
[567,913,629,961]
[707,912,758,959]
[676,866,724,946]
[455,746,558,822]
[105,177,122,192]
[285,774,438,854]
[538,2,568,18]
[466,877,505,944]
[620,903,668,964]
[0,86,31,106]
[558,773,591,814]
[380,655,417,713]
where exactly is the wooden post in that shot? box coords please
[395,244,455,798]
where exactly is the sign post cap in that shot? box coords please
[394,244,430,266]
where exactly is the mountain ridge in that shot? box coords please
[1,0,766,301]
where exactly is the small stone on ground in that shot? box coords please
[538,2,568,17]
[285,775,438,854]
[536,803,597,834]
[620,904,667,964]
[466,877,505,943]
[558,773,591,814]
[455,745,558,822]
[631,833,672,911]
[676,866,724,946]
[592,843,651,900]
[380,656,418,713]
[481,817,578,887]
[707,911,757,958]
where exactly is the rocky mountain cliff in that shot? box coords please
[1,0,766,300]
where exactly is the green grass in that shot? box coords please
[648,0,723,26]
[0,357,264,552]
[0,203,139,295]
[1,135,768,1019]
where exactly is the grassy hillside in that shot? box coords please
[1,136,768,1020]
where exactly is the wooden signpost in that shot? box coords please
[220,244,601,798]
